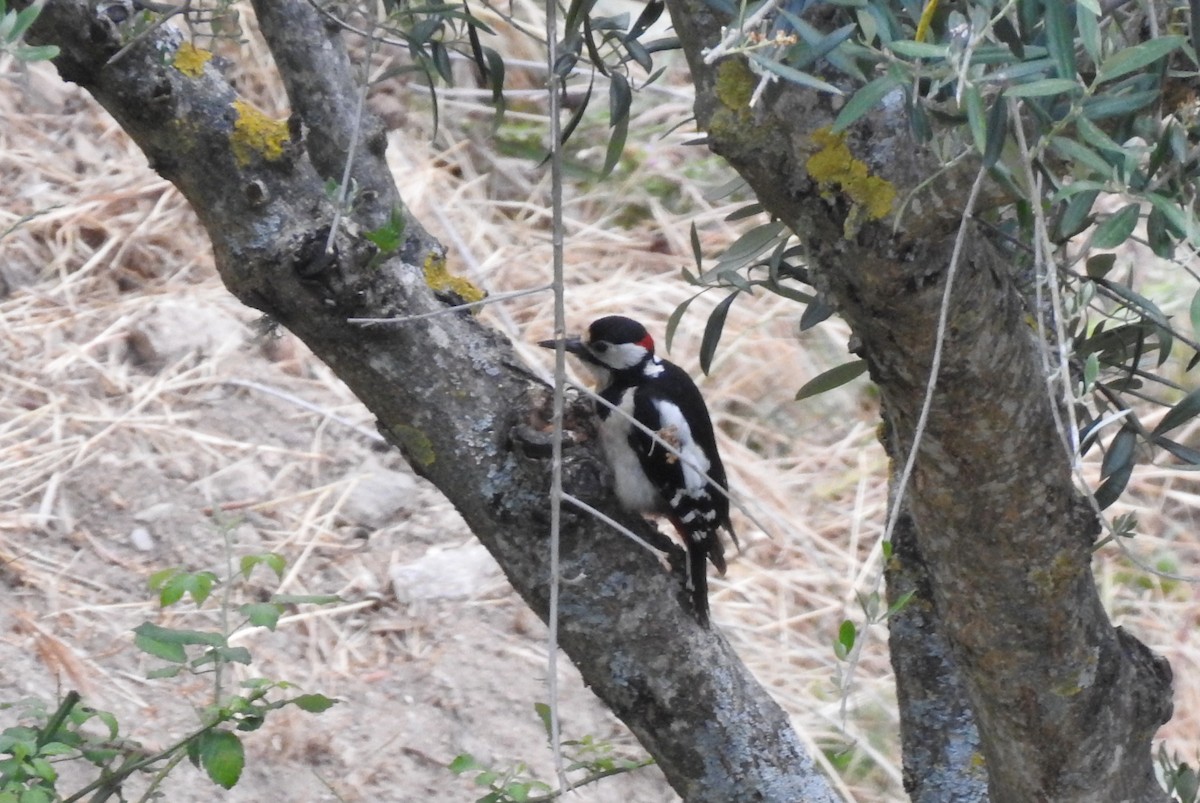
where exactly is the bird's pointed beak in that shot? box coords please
[538,335,586,355]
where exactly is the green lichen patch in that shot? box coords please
[389,423,436,466]
[806,128,896,235]
[230,99,288,167]
[173,42,212,77]
[1028,551,1081,595]
[715,58,755,113]
[424,253,486,306]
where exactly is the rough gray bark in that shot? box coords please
[885,504,986,802]
[25,1,839,800]
[662,1,1175,801]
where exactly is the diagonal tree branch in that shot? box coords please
[25,1,839,799]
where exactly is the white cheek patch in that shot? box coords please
[591,341,648,370]
[652,399,710,492]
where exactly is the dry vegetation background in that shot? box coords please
[2,4,1200,801]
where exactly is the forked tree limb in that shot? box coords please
[25,1,840,799]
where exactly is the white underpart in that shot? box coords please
[600,389,664,513]
[600,393,713,526]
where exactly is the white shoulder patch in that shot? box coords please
[652,399,710,492]
[642,358,665,377]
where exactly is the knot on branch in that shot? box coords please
[1115,627,1174,730]
[509,388,617,519]
[97,0,133,26]
[511,389,596,459]
[292,226,338,279]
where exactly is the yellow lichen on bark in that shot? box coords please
[230,100,289,167]
[423,253,486,306]
[806,128,896,234]
[173,42,212,77]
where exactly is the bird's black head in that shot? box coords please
[586,316,655,361]
[538,315,657,376]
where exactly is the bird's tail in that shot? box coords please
[669,515,721,626]
[687,542,711,627]
[707,534,727,576]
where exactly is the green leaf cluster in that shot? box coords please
[448,753,553,803]
[0,694,105,803]
[370,1,508,133]
[832,587,913,661]
[1069,269,1200,509]
[448,702,654,802]
[671,209,823,380]
[1,542,340,801]
[0,0,59,63]
[1158,745,1200,803]
[551,0,676,178]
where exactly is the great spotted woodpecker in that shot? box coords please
[540,315,736,625]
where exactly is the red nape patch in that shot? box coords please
[638,334,655,352]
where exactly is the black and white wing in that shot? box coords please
[628,364,731,622]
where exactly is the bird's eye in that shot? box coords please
[592,342,609,353]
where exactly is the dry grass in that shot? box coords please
[2,4,1199,801]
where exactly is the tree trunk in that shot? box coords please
[26,1,840,799]
[662,1,1175,800]
[885,504,986,802]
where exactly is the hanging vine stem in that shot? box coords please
[544,0,569,792]
[1007,98,1082,467]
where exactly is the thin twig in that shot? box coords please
[347,285,553,325]
[544,0,569,791]
[702,0,783,64]
[325,11,379,255]
[1091,280,1200,355]
[1012,114,1092,446]
[562,493,672,569]
[135,749,188,803]
[222,379,385,443]
[524,758,657,801]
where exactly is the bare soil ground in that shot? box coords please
[3,9,1200,802]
